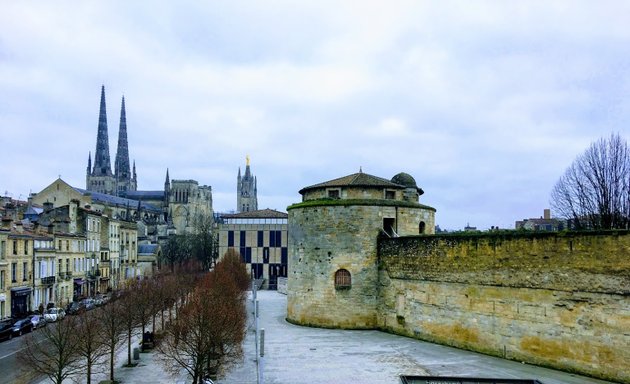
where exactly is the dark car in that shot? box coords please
[81,298,96,311]
[11,318,33,336]
[66,301,85,315]
[29,314,47,329]
[0,321,13,341]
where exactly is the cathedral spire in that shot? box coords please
[115,96,130,181]
[87,152,92,174]
[93,85,112,176]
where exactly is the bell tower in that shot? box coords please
[237,155,258,212]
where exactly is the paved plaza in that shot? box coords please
[219,291,612,384]
[33,290,613,384]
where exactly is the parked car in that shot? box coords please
[11,318,34,336]
[94,295,107,306]
[66,301,85,315]
[81,298,96,311]
[0,321,14,341]
[29,314,47,329]
[43,308,66,322]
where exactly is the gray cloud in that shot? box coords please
[1,1,629,230]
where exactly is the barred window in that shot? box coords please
[334,269,351,289]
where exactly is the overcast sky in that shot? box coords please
[1,2,629,230]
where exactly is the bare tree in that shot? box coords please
[118,282,141,366]
[219,248,252,292]
[157,255,248,383]
[189,212,218,270]
[75,309,108,384]
[551,133,630,229]
[19,316,83,384]
[99,296,127,382]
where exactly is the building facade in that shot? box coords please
[0,230,9,319]
[287,171,436,328]
[218,209,287,289]
[5,228,35,318]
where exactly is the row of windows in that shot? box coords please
[8,261,30,283]
[326,188,399,200]
[237,246,288,265]
[227,230,284,247]
[223,218,287,225]
[249,263,287,279]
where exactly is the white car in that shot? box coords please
[43,308,66,322]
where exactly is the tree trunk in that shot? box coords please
[127,330,132,365]
[110,348,115,381]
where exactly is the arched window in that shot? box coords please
[334,269,351,289]
[419,221,426,234]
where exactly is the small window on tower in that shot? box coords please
[327,189,340,199]
[385,190,396,200]
[335,269,351,290]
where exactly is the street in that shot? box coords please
[0,326,46,384]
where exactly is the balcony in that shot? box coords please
[58,271,73,280]
[41,276,56,285]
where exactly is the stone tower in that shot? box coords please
[237,156,257,212]
[286,170,435,329]
[114,96,137,195]
[86,86,137,196]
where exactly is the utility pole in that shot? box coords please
[259,328,265,384]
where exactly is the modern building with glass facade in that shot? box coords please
[218,209,287,289]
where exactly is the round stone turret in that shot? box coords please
[391,172,423,202]
[287,171,435,329]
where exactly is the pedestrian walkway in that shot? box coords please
[220,291,614,384]
[38,291,616,384]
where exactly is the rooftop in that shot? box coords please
[299,171,406,194]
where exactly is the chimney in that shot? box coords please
[544,209,551,220]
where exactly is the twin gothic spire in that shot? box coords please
[87,85,136,195]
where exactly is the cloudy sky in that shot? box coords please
[1,1,629,230]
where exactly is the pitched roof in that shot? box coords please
[72,187,161,213]
[138,244,159,255]
[221,208,288,219]
[299,172,405,194]
[123,190,165,200]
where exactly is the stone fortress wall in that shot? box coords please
[378,231,630,383]
[287,170,628,383]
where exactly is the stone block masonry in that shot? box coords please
[378,231,630,383]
